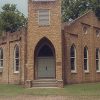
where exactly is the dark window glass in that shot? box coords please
[38,45,53,57]
[1,60,3,67]
[70,46,75,57]
[96,49,99,59]
[0,49,3,67]
[96,49,99,71]
[84,59,87,70]
[84,48,87,58]
[15,59,19,71]
[71,58,75,70]
[96,60,99,70]
[15,47,19,58]
[84,47,88,71]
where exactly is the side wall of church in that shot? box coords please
[63,11,100,84]
[0,28,26,84]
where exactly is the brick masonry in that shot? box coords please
[0,0,100,87]
[63,11,100,84]
[0,28,27,84]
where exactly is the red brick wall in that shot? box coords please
[63,11,100,84]
[0,28,27,84]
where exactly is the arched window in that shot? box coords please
[96,48,100,71]
[14,45,20,73]
[70,44,76,72]
[0,48,3,68]
[84,46,89,72]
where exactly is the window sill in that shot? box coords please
[71,70,77,74]
[38,25,50,27]
[96,71,100,73]
[84,70,89,73]
[14,71,19,74]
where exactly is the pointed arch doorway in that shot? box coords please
[34,37,56,79]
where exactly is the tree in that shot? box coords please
[0,4,27,33]
[62,0,100,22]
[92,0,100,20]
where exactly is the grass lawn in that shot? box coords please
[0,83,100,97]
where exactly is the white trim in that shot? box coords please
[70,45,77,73]
[14,45,20,73]
[71,70,77,73]
[96,70,100,73]
[84,69,89,73]
[96,48,100,72]
[84,47,89,73]
[14,71,19,74]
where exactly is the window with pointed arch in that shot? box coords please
[96,48,100,72]
[0,48,3,68]
[14,45,20,73]
[84,46,89,72]
[70,44,76,72]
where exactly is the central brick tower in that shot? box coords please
[26,0,63,87]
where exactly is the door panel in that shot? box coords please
[37,57,55,78]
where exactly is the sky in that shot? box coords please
[0,0,28,16]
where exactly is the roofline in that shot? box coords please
[65,10,93,26]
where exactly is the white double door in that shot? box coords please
[37,57,55,78]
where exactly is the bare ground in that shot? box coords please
[0,95,100,100]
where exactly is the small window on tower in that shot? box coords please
[38,9,50,26]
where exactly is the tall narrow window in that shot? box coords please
[14,45,20,73]
[0,48,3,68]
[96,48,100,71]
[70,44,76,72]
[38,9,50,26]
[84,47,89,72]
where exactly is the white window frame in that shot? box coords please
[70,45,77,73]
[14,45,20,73]
[96,48,100,72]
[84,47,89,73]
[38,9,50,26]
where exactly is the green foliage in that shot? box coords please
[62,0,100,22]
[0,4,27,33]
[95,6,100,20]
[92,0,100,20]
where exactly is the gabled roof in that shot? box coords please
[64,10,93,26]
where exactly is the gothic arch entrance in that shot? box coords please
[34,37,56,79]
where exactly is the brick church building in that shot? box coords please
[0,0,100,87]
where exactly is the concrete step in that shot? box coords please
[32,79,57,87]
[33,79,57,82]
